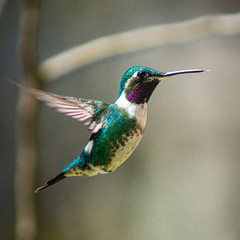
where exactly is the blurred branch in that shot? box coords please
[40,12,240,81]
[15,0,43,240]
[0,0,8,16]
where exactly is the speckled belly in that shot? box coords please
[104,129,143,172]
[65,131,144,177]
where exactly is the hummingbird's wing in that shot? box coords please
[11,81,109,133]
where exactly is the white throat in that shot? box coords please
[116,91,147,131]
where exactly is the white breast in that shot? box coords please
[116,91,147,131]
[102,91,148,172]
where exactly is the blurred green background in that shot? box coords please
[1,0,240,239]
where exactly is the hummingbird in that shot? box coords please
[11,66,206,192]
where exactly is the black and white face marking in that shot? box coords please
[126,70,152,89]
[134,70,149,80]
[132,70,164,83]
[124,70,160,104]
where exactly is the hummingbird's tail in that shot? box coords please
[34,155,87,193]
[34,172,66,193]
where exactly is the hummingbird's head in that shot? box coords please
[118,66,164,104]
[118,66,206,104]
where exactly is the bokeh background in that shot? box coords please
[1,0,240,239]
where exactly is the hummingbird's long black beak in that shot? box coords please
[161,69,208,78]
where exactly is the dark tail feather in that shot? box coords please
[34,172,66,193]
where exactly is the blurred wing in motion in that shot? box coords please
[10,80,109,133]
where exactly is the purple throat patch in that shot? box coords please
[127,80,159,104]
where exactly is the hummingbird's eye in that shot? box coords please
[137,71,148,79]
